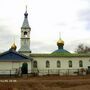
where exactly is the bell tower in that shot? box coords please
[19,6,31,54]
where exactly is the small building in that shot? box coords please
[0,43,32,75]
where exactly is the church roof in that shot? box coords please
[30,53,90,57]
[52,48,70,54]
[0,50,32,61]
[21,16,30,29]
[21,8,30,29]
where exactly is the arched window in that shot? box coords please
[33,61,37,68]
[69,60,72,67]
[57,61,61,68]
[46,61,50,68]
[24,31,27,37]
[79,60,83,67]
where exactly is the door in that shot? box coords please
[88,66,90,74]
[21,62,28,74]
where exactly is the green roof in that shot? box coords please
[52,48,70,54]
[30,53,90,57]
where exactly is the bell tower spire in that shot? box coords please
[21,6,30,29]
[19,6,31,55]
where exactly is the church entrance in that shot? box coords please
[21,62,28,74]
[88,66,90,74]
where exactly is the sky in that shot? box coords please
[0,0,89,53]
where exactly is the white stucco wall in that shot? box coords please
[0,61,31,75]
[32,57,90,69]
[0,56,90,75]
[32,56,90,75]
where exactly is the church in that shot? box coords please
[0,8,90,76]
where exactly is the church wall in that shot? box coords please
[0,62,12,70]
[32,56,90,75]
[0,62,13,75]
[32,57,90,69]
[0,61,32,75]
[12,61,32,74]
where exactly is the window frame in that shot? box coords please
[79,60,83,67]
[46,60,50,68]
[33,61,37,68]
[69,60,72,68]
[57,60,61,68]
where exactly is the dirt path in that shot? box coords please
[0,75,90,90]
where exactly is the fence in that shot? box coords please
[0,69,88,77]
[30,69,87,76]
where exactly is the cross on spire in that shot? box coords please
[26,5,27,13]
[59,32,61,40]
[24,5,28,18]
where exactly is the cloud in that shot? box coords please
[0,21,20,52]
[78,7,90,30]
[0,0,90,53]
[77,1,90,31]
[30,40,55,53]
[65,38,90,53]
[79,10,90,23]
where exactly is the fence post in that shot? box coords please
[10,70,11,77]
[67,69,69,75]
[58,69,59,75]
[48,69,49,75]
[59,69,61,76]
[78,69,79,75]
[38,69,39,76]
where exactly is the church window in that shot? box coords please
[57,61,61,68]
[46,61,50,68]
[24,31,27,37]
[69,60,72,67]
[79,60,83,67]
[33,61,37,68]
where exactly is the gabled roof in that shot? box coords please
[0,50,32,61]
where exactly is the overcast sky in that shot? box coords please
[0,0,89,53]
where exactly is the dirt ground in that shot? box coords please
[0,75,90,90]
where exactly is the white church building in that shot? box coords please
[0,8,90,76]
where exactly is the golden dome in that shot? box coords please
[11,43,17,50]
[57,39,64,45]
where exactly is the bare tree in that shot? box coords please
[75,44,90,54]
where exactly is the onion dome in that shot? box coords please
[11,43,17,51]
[52,33,70,54]
[57,39,64,46]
